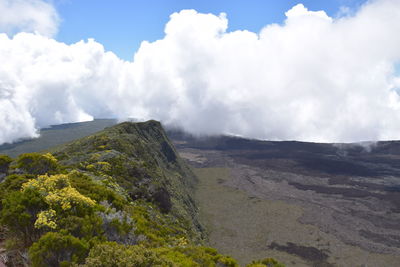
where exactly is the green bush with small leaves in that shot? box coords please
[0,154,12,173]
[0,188,47,246]
[68,171,126,210]
[29,232,89,267]
[83,242,238,267]
[0,174,31,200]
[15,152,60,175]
[82,242,174,267]
[246,258,286,267]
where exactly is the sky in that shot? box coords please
[54,0,367,60]
[1,0,400,145]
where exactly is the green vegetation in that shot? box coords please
[83,242,238,267]
[0,121,284,266]
[15,152,60,175]
[29,232,89,266]
[246,258,285,267]
[0,154,12,174]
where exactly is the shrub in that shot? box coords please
[246,258,285,267]
[155,246,239,267]
[0,174,31,201]
[21,173,96,229]
[29,232,89,267]
[68,171,126,210]
[152,187,172,213]
[0,189,47,246]
[84,243,238,267]
[58,214,104,240]
[0,154,12,173]
[16,153,60,175]
[82,242,173,267]
[126,201,190,246]
[97,206,137,245]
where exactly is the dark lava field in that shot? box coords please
[170,132,400,266]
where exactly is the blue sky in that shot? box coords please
[54,0,367,60]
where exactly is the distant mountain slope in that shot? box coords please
[0,119,117,158]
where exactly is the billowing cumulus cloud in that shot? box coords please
[0,0,59,36]
[1,0,400,144]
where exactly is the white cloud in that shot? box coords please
[1,0,400,144]
[0,0,59,36]
[285,3,332,21]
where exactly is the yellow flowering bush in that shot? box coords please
[175,236,188,247]
[97,161,111,172]
[22,173,69,193]
[35,209,57,229]
[42,153,58,163]
[86,161,111,174]
[22,173,96,229]
[86,164,95,171]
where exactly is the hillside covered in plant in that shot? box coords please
[0,120,283,267]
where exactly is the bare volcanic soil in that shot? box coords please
[169,132,400,266]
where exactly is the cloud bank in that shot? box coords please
[0,0,59,37]
[1,0,400,144]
